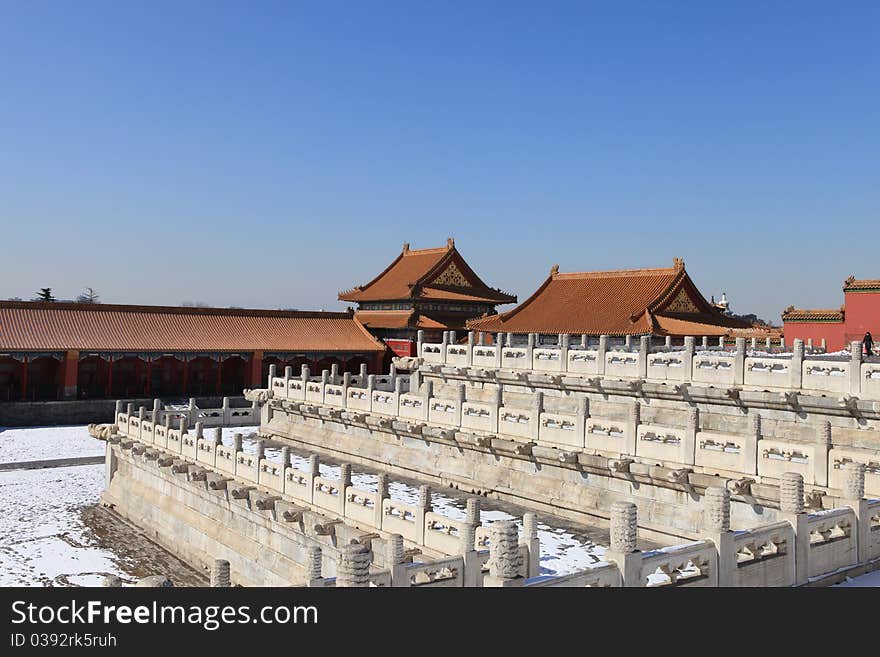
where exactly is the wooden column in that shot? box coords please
[250,350,264,387]
[62,350,79,400]
[22,355,29,400]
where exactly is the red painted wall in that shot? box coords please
[385,339,414,357]
[783,290,880,352]
[842,291,880,344]
[782,322,847,352]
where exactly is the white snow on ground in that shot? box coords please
[835,569,880,587]
[0,425,105,464]
[0,463,127,587]
[288,451,606,575]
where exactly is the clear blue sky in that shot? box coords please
[1,1,877,323]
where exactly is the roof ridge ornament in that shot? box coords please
[673,257,685,271]
[844,274,855,289]
[447,237,455,249]
[550,264,559,276]
[402,242,410,254]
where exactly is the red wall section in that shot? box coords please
[782,322,847,352]
[842,291,880,343]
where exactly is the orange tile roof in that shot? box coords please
[843,276,880,292]
[781,307,845,323]
[469,260,748,336]
[353,310,456,330]
[0,301,386,353]
[339,239,516,304]
[653,314,738,337]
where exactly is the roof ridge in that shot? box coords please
[553,267,678,279]
[0,300,353,319]
[403,246,451,256]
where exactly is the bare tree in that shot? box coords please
[76,287,100,303]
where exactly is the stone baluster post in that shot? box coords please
[814,421,832,487]
[638,335,650,379]
[280,446,291,470]
[478,332,485,346]
[576,395,589,448]
[526,332,537,371]
[336,543,371,588]
[467,330,475,365]
[422,379,433,421]
[416,485,432,543]
[532,391,544,441]
[440,331,449,365]
[366,374,376,412]
[791,339,804,390]
[494,333,504,368]
[718,336,725,349]
[211,559,231,587]
[461,497,482,585]
[386,534,409,587]
[701,336,709,351]
[683,336,695,383]
[342,372,351,408]
[597,335,608,376]
[745,413,760,475]
[626,401,640,456]
[187,398,196,427]
[223,396,233,424]
[733,337,746,385]
[560,333,570,373]
[417,330,425,359]
[521,513,540,578]
[703,487,734,586]
[683,406,698,465]
[751,337,757,351]
[232,434,243,478]
[841,462,870,563]
[460,522,480,586]
[267,363,277,390]
[455,383,466,428]
[339,463,352,516]
[152,398,162,424]
[213,426,223,446]
[305,546,324,587]
[780,335,786,350]
[779,472,808,585]
[283,365,293,399]
[664,336,672,349]
[492,385,503,433]
[605,502,642,587]
[307,454,319,504]
[807,338,813,352]
[115,399,124,423]
[466,497,481,526]
[849,341,862,395]
[409,369,421,395]
[821,338,827,352]
[331,363,339,385]
[765,337,772,352]
[375,473,389,529]
[126,402,134,416]
[484,521,524,587]
[300,365,310,393]
[624,335,632,350]
[321,370,330,403]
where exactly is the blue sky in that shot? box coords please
[1,1,877,323]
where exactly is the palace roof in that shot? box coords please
[338,239,516,305]
[781,307,845,323]
[843,276,880,292]
[0,301,386,353]
[353,310,448,330]
[468,259,750,336]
